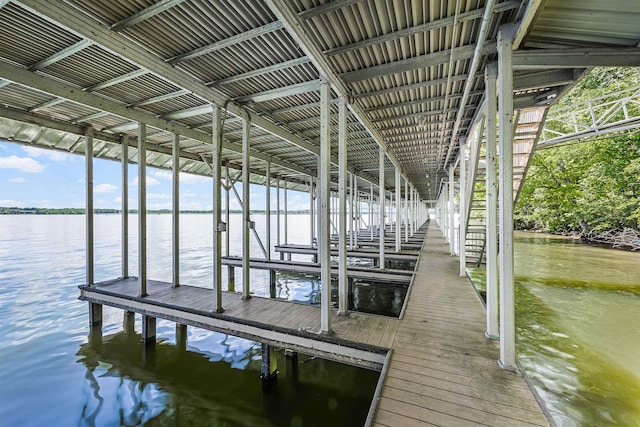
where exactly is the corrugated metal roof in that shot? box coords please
[0,0,638,201]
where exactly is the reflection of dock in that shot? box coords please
[80,223,549,425]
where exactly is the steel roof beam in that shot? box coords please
[271,98,340,115]
[353,74,471,100]
[87,69,148,92]
[168,21,284,64]
[513,68,580,91]
[341,43,497,84]
[237,80,320,103]
[212,56,311,86]
[110,0,186,31]
[298,0,361,20]
[28,40,92,71]
[444,0,498,167]
[325,1,520,57]
[266,0,408,185]
[28,97,66,112]
[512,48,640,69]
[363,91,483,113]
[17,0,321,159]
[0,60,313,177]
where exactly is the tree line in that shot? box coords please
[515,67,640,234]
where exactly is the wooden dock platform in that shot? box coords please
[219,256,414,284]
[79,222,549,426]
[274,244,420,262]
[371,222,549,427]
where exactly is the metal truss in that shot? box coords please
[538,85,640,148]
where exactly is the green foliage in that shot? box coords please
[515,68,640,234]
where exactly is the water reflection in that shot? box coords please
[76,329,378,426]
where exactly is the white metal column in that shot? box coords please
[172,133,180,287]
[225,165,230,257]
[449,163,455,255]
[276,177,280,246]
[348,173,354,249]
[498,26,516,370]
[242,118,251,299]
[266,162,271,260]
[395,168,401,252]
[404,179,409,243]
[319,79,331,333]
[485,62,499,340]
[121,135,128,278]
[370,184,374,241]
[85,127,94,286]
[284,181,288,246]
[309,175,314,247]
[138,123,147,297]
[212,105,224,312]
[354,176,359,246]
[410,186,414,236]
[379,150,385,269]
[459,139,467,277]
[338,98,348,315]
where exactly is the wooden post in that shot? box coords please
[141,314,156,344]
[261,343,277,384]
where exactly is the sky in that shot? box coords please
[0,140,311,211]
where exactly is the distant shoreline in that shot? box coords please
[0,207,310,215]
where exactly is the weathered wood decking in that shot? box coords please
[372,223,549,427]
[79,222,549,426]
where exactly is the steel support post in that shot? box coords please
[212,105,224,312]
[354,176,359,246]
[138,123,147,297]
[485,62,499,340]
[309,175,314,247]
[276,177,280,247]
[225,165,230,257]
[370,184,374,241]
[284,181,288,246]
[338,98,348,315]
[459,139,467,277]
[395,168,401,252]
[410,186,414,237]
[348,173,354,249]
[85,127,94,286]
[498,26,517,370]
[319,78,332,333]
[404,179,409,243]
[172,133,180,287]
[241,118,251,299]
[266,162,271,260]
[449,163,455,255]
[121,135,128,278]
[379,149,386,269]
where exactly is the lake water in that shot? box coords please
[2,215,639,426]
[0,214,379,427]
[468,232,640,427]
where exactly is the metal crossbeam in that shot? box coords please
[110,0,185,31]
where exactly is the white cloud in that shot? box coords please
[0,199,28,207]
[150,170,172,180]
[148,193,171,200]
[22,146,73,162]
[129,176,160,186]
[9,177,26,183]
[94,183,117,194]
[180,172,210,185]
[0,155,45,173]
[114,196,136,205]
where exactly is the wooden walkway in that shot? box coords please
[371,223,549,427]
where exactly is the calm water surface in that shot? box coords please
[468,231,640,427]
[0,214,379,426]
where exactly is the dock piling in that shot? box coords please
[141,315,156,344]
[261,343,278,384]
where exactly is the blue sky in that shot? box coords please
[0,140,310,210]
